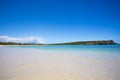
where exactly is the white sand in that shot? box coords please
[0,47,120,80]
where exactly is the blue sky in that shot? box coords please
[0,0,120,43]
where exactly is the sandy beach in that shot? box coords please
[0,46,120,80]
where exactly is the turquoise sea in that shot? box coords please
[10,44,120,51]
[0,45,120,80]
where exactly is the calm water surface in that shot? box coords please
[10,45,120,51]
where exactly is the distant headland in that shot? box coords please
[50,40,117,45]
[0,40,117,45]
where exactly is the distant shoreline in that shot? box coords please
[0,40,118,45]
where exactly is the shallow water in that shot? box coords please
[0,45,120,80]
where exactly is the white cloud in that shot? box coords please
[0,36,43,43]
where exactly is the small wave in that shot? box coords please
[0,45,3,47]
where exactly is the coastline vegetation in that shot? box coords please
[0,42,42,45]
[50,40,116,45]
[0,40,117,45]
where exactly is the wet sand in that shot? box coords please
[0,47,120,80]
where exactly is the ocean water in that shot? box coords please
[0,45,120,80]
[9,44,120,51]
